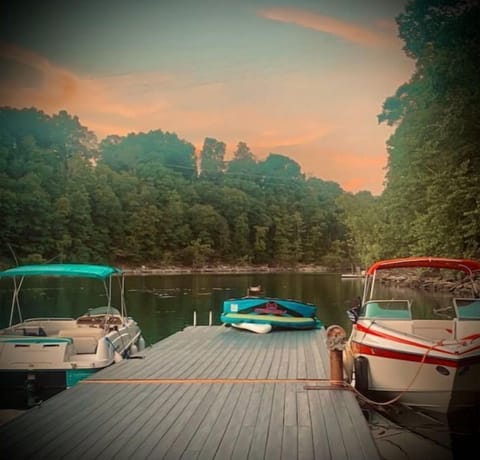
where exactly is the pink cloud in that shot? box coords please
[258,7,397,47]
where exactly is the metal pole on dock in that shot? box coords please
[193,310,197,326]
[326,325,347,385]
[208,311,212,326]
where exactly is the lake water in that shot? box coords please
[1,272,477,458]
[125,272,363,345]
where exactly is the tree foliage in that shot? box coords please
[0,108,348,268]
[377,0,480,259]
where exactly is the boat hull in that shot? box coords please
[0,264,146,408]
[0,319,145,408]
[0,368,98,409]
[352,351,480,412]
[349,324,480,413]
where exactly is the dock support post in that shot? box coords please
[330,350,344,383]
[326,325,347,386]
[193,310,197,326]
[209,311,212,326]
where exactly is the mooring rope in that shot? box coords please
[346,343,437,407]
[80,377,334,385]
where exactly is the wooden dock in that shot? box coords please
[0,326,380,459]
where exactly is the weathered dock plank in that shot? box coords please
[209,384,254,459]
[0,326,380,459]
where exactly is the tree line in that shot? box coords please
[0,0,478,270]
[0,107,350,268]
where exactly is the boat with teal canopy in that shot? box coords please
[0,263,145,409]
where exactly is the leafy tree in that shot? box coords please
[378,0,480,259]
[180,239,214,267]
[230,213,251,262]
[258,153,304,183]
[50,110,97,166]
[336,191,385,267]
[187,204,231,258]
[252,225,269,264]
[199,137,226,182]
[99,130,196,179]
[226,142,257,178]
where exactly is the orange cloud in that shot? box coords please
[250,124,331,150]
[258,7,396,47]
[309,150,388,194]
[0,42,170,120]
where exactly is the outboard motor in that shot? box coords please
[347,308,359,323]
[347,296,362,323]
[25,374,41,408]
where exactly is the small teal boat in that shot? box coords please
[221,287,323,332]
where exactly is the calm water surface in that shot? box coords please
[125,272,363,345]
[1,272,477,458]
[0,272,363,343]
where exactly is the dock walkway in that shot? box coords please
[0,326,380,459]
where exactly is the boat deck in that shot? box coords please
[0,326,380,459]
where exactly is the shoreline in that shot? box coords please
[122,265,479,297]
[121,264,333,275]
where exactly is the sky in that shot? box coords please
[0,0,414,195]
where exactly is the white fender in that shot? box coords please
[96,337,114,362]
[137,336,146,351]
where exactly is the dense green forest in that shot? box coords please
[0,107,349,268]
[0,0,478,269]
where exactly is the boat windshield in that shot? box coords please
[453,298,480,319]
[83,306,121,317]
[360,300,412,320]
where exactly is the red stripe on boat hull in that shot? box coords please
[354,323,480,356]
[351,342,480,368]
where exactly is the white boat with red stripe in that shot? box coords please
[346,257,480,414]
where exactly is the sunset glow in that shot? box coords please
[0,0,414,194]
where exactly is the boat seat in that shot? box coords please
[22,326,47,337]
[76,315,122,327]
[58,328,104,354]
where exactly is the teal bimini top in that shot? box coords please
[0,264,121,280]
